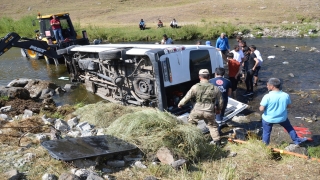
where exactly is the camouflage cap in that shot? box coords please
[199,69,209,75]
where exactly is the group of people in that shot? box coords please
[203,33,263,98]
[178,34,307,146]
[139,18,178,30]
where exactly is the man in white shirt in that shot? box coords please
[250,45,263,86]
[170,18,178,28]
[230,45,244,63]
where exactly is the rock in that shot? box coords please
[7,78,31,87]
[170,159,186,169]
[35,134,49,142]
[77,121,93,131]
[42,115,56,124]
[156,147,174,165]
[42,97,55,105]
[0,114,11,120]
[81,130,96,137]
[106,160,125,168]
[284,144,308,155]
[96,128,105,136]
[24,79,59,99]
[0,105,12,113]
[274,44,278,47]
[54,119,70,132]
[40,88,54,99]
[24,152,36,162]
[24,109,33,117]
[233,128,247,140]
[55,87,66,94]
[288,73,294,77]
[133,161,147,168]
[73,169,91,179]
[87,173,104,180]
[42,173,58,180]
[282,21,289,24]
[64,84,78,92]
[259,6,266,10]
[227,152,237,157]
[67,117,79,128]
[0,86,30,99]
[281,46,285,49]
[5,169,22,180]
[282,61,289,64]
[232,115,249,123]
[58,172,80,180]
[67,130,81,138]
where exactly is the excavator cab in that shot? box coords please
[37,13,78,43]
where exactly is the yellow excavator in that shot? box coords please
[0,12,89,65]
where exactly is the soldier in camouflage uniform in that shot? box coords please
[178,69,224,145]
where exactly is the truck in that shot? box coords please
[0,12,89,65]
[56,44,247,124]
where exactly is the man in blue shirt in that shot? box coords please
[259,78,307,145]
[216,33,230,62]
[209,67,232,124]
[139,19,146,30]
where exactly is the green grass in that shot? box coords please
[1,16,319,42]
[0,95,9,101]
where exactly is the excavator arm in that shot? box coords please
[0,32,60,59]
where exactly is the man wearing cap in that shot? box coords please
[178,69,223,145]
[205,41,211,46]
[161,34,173,44]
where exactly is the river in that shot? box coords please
[1,38,320,145]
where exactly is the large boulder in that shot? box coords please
[0,86,30,99]
[24,79,59,99]
[7,78,32,87]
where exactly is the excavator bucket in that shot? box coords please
[0,32,21,56]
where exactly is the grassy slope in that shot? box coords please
[1,0,320,27]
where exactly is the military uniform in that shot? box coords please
[178,78,223,141]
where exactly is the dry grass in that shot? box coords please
[1,0,320,28]
[72,101,145,128]
[1,102,320,179]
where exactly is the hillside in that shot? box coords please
[1,0,320,27]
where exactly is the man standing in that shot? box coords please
[226,53,241,99]
[209,68,232,123]
[259,78,307,145]
[178,69,223,145]
[50,15,64,42]
[161,34,174,44]
[215,33,230,62]
[250,45,263,86]
[243,47,259,96]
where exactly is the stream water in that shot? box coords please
[0,38,320,143]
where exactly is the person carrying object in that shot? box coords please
[178,69,223,146]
